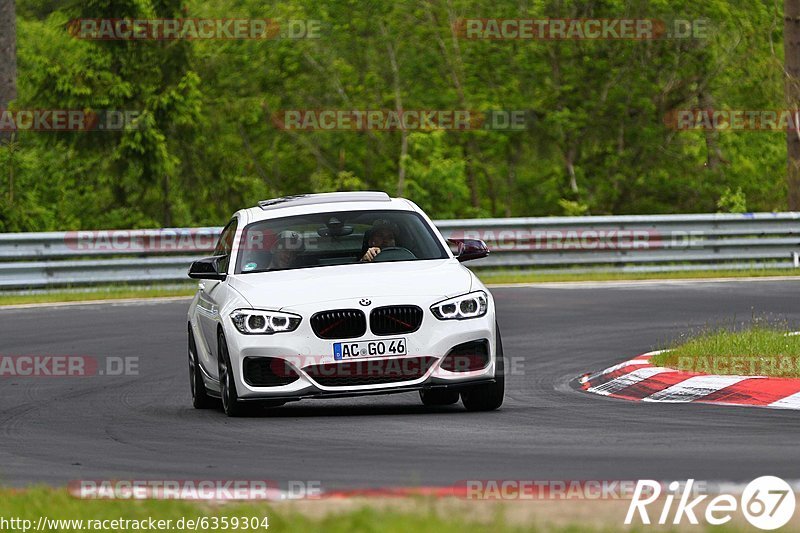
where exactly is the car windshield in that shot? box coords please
[235,210,448,274]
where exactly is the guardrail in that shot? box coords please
[0,213,798,288]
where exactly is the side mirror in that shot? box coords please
[448,238,490,262]
[188,255,228,281]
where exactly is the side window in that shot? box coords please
[214,218,238,273]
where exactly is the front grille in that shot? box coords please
[243,357,299,387]
[310,309,366,339]
[440,340,490,372]
[370,305,423,335]
[303,356,436,387]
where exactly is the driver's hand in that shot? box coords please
[361,247,381,262]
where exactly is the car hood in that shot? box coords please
[229,259,473,310]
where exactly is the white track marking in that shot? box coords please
[769,391,800,410]
[580,357,651,384]
[642,375,753,403]
[588,367,672,396]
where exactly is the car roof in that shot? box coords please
[239,192,419,224]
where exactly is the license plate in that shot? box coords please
[333,338,407,360]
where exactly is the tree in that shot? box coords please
[1,0,791,230]
[0,0,16,141]
[785,0,800,210]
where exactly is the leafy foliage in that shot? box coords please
[0,0,789,230]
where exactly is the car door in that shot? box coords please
[196,217,238,377]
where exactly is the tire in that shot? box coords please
[419,389,460,406]
[188,326,216,409]
[460,323,505,412]
[218,332,249,417]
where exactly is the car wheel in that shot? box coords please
[218,332,248,417]
[460,323,505,412]
[419,389,460,406]
[189,326,216,409]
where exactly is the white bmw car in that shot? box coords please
[187,192,504,416]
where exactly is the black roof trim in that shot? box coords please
[257,192,391,211]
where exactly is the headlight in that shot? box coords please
[230,309,302,334]
[430,291,488,320]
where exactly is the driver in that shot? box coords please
[360,219,399,262]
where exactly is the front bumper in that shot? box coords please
[234,378,499,403]
[224,301,497,400]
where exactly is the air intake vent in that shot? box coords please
[310,309,367,339]
[440,340,490,372]
[370,305,423,335]
[243,357,299,387]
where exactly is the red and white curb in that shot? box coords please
[578,350,800,410]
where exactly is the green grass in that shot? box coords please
[1,268,798,307]
[477,267,800,285]
[651,327,800,377]
[0,488,574,533]
[2,488,499,533]
[0,286,196,306]
[0,487,766,532]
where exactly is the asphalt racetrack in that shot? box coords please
[1,280,799,489]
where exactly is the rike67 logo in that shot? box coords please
[626,477,796,530]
